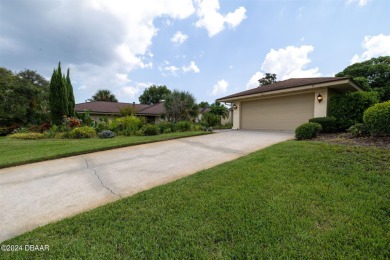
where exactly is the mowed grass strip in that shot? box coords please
[0,131,207,168]
[1,141,389,259]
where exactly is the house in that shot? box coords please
[74,101,165,123]
[217,77,362,131]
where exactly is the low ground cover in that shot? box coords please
[1,141,389,258]
[0,131,207,168]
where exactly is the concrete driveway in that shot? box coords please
[0,130,293,242]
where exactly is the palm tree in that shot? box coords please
[91,89,118,102]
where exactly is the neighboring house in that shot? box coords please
[74,101,165,123]
[217,77,362,131]
[196,107,211,123]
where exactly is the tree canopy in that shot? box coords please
[198,101,210,108]
[92,89,118,102]
[336,56,390,101]
[210,102,228,119]
[259,73,277,86]
[164,90,198,122]
[0,67,49,125]
[139,85,171,105]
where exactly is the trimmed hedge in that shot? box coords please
[363,100,390,136]
[295,122,322,140]
[9,132,46,140]
[329,92,379,130]
[308,117,337,133]
[174,121,192,132]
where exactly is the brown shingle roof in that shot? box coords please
[75,101,153,115]
[137,102,165,116]
[217,77,351,101]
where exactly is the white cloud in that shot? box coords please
[350,34,390,64]
[246,71,264,90]
[212,79,228,96]
[164,65,180,74]
[246,45,320,88]
[347,0,369,7]
[261,45,320,79]
[195,0,246,37]
[119,82,152,100]
[182,61,200,73]
[171,31,188,44]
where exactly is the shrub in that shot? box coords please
[95,121,109,132]
[329,92,379,130]
[0,126,11,136]
[10,132,46,140]
[98,130,116,139]
[134,130,144,136]
[116,116,143,135]
[68,126,96,139]
[201,112,220,127]
[174,121,192,132]
[348,123,370,137]
[295,122,322,140]
[63,116,82,128]
[363,100,390,136]
[141,124,160,136]
[157,121,174,134]
[309,117,338,133]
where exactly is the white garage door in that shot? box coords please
[241,93,314,130]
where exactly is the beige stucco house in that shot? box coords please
[217,77,362,131]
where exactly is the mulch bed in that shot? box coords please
[313,133,390,149]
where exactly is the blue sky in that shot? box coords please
[1,0,389,104]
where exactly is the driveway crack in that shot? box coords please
[82,157,122,199]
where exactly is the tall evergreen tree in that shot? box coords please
[66,68,75,116]
[49,62,68,125]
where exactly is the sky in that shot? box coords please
[1,0,389,104]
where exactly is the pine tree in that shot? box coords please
[49,62,68,125]
[66,68,75,116]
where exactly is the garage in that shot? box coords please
[217,77,362,131]
[241,93,314,130]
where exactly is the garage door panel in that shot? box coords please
[241,93,314,130]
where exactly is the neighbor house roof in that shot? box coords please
[136,102,165,116]
[198,107,211,114]
[217,77,361,101]
[74,101,161,116]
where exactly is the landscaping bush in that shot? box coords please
[119,116,143,135]
[329,92,379,130]
[95,121,109,132]
[98,130,116,139]
[309,117,337,133]
[63,116,82,128]
[156,121,174,134]
[295,122,322,140]
[201,112,220,127]
[68,126,96,139]
[348,123,370,137]
[0,126,11,136]
[9,132,46,140]
[141,124,160,136]
[363,100,390,136]
[174,121,192,132]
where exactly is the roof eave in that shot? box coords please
[217,78,361,102]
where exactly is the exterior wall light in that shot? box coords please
[317,93,323,103]
[233,104,238,110]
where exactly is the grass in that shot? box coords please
[0,131,207,168]
[1,141,389,259]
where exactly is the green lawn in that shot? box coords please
[1,141,389,259]
[0,131,207,168]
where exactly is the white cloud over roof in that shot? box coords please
[212,79,228,96]
[351,34,390,64]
